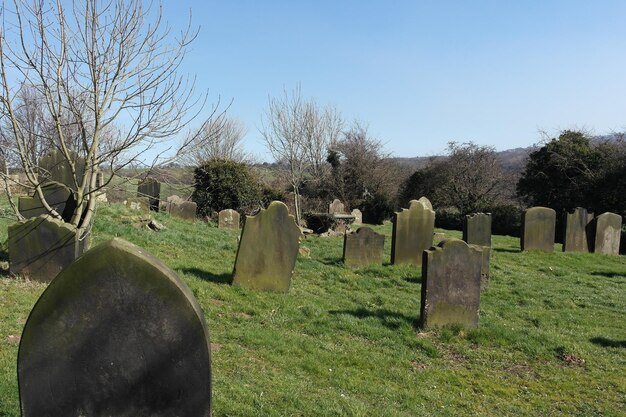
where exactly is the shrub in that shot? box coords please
[435,207,463,231]
[302,212,336,234]
[360,192,395,225]
[490,203,523,237]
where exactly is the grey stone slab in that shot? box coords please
[38,149,85,189]
[343,227,385,268]
[420,239,482,328]
[8,215,88,283]
[521,207,556,252]
[170,201,197,221]
[232,201,302,292]
[463,213,492,247]
[391,198,435,266]
[137,177,161,211]
[218,209,240,229]
[563,207,594,253]
[18,238,211,417]
[591,212,622,255]
[329,199,345,215]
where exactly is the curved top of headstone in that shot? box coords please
[404,198,435,214]
[466,212,491,219]
[18,238,211,417]
[329,198,346,215]
[416,196,433,210]
[353,226,380,238]
[596,211,622,223]
[525,206,556,216]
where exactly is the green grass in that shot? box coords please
[1,204,625,416]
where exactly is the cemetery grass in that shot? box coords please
[0,205,625,416]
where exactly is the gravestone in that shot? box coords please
[125,197,150,213]
[562,207,594,253]
[521,207,556,252]
[38,149,86,188]
[463,213,491,280]
[391,198,435,266]
[591,212,622,255]
[420,239,482,328]
[18,181,75,222]
[8,215,88,283]
[232,201,302,292]
[343,227,385,268]
[137,177,161,211]
[218,209,240,229]
[417,196,433,210]
[329,199,345,215]
[18,238,211,417]
[170,201,197,221]
[351,208,363,225]
[95,171,105,188]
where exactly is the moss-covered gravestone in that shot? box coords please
[391,198,435,266]
[18,181,76,222]
[463,213,491,280]
[591,212,622,255]
[329,199,345,215]
[8,215,88,283]
[18,238,211,417]
[232,201,302,292]
[521,207,556,252]
[137,177,161,211]
[218,209,240,229]
[562,207,594,253]
[420,239,482,328]
[38,149,86,188]
[343,227,385,268]
[170,201,197,221]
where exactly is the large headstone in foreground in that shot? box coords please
[218,209,240,229]
[562,207,594,253]
[391,198,435,266]
[170,201,197,221]
[329,199,345,215]
[232,201,302,292]
[463,212,492,280]
[8,215,88,283]
[343,227,385,268]
[137,177,161,212]
[521,207,556,252]
[591,212,622,255]
[420,239,482,328]
[18,238,211,417]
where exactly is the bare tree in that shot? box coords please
[183,114,248,165]
[0,0,215,238]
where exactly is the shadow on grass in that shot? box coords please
[493,247,520,253]
[319,258,343,267]
[330,307,420,330]
[590,271,626,279]
[590,336,626,348]
[403,276,422,284]
[179,267,232,285]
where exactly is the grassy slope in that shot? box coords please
[0,204,625,416]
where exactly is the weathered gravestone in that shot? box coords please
[343,227,385,268]
[521,207,556,252]
[170,201,197,221]
[8,215,88,283]
[351,208,363,225]
[125,197,150,213]
[18,238,212,417]
[591,212,622,255]
[38,149,86,187]
[417,196,433,210]
[18,181,76,222]
[562,207,594,253]
[391,198,435,266]
[463,213,491,280]
[218,209,240,229]
[329,199,345,215]
[232,201,302,292]
[420,239,482,328]
[137,177,161,211]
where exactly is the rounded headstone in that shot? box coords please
[521,207,556,252]
[391,198,435,266]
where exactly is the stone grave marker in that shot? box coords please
[391,198,435,266]
[8,215,88,283]
[417,196,433,210]
[521,207,556,252]
[562,207,594,253]
[343,227,385,268]
[463,212,491,280]
[232,201,302,292]
[420,239,482,328]
[170,201,197,221]
[329,199,345,215]
[18,181,76,222]
[17,238,211,416]
[591,212,622,255]
[218,209,240,229]
[38,149,86,188]
[125,197,150,213]
[137,177,161,211]
[351,208,363,225]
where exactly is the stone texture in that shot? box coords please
[8,215,88,283]
[125,197,150,213]
[351,209,363,225]
[343,227,385,268]
[18,238,211,417]
[38,149,85,188]
[18,181,75,222]
[329,199,345,215]
[170,201,197,221]
[463,212,492,280]
[417,196,433,211]
[521,207,556,252]
[591,212,622,255]
[218,209,240,229]
[137,177,161,211]
[391,198,435,266]
[562,207,594,253]
[420,239,482,328]
[232,201,302,292]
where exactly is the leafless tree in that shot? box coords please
[183,114,248,165]
[0,0,217,238]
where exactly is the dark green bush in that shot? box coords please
[435,207,463,231]
[302,212,336,234]
[490,204,523,237]
[360,192,395,225]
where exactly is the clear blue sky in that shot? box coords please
[163,0,626,160]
